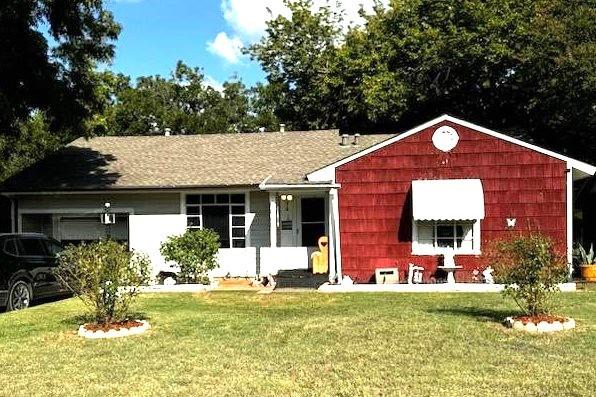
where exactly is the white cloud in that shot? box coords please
[221,0,291,39]
[203,75,225,92]
[220,0,389,40]
[206,32,244,64]
[208,1,388,64]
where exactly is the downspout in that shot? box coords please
[566,165,573,280]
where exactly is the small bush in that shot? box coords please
[159,229,220,284]
[486,233,568,316]
[55,240,151,325]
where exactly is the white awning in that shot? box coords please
[412,179,485,221]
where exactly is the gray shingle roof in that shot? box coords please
[1,130,395,192]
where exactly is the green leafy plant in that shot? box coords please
[160,229,220,284]
[487,233,568,316]
[574,243,595,266]
[55,240,151,325]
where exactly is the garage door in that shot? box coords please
[59,214,128,244]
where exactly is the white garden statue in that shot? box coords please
[408,263,424,284]
[482,266,495,284]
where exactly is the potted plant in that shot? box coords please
[575,243,596,281]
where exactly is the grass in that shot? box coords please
[0,289,594,397]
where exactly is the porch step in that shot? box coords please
[274,269,328,289]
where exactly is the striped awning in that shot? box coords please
[412,179,485,221]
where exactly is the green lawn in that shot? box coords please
[0,290,594,397]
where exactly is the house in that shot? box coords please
[1,115,594,283]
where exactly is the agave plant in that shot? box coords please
[575,243,595,266]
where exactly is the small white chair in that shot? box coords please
[408,263,424,284]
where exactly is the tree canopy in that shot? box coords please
[0,0,594,183]
[0,0,120,139]
[249,0,596,159]
[95,62,278,136]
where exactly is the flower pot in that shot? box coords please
[580,264,596,282]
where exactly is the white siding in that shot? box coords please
[129,214,187,279]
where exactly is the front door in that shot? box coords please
[299,197,326,247]
[279,196,297,247]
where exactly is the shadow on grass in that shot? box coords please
[428,306,517,323]
[60,311,150,327]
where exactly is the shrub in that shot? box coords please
[55,240,151,325]
[159,229,220,284]
[487,233,568,316]
[574,243,595,266]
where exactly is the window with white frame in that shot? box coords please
[413,220,479,254]
[185,193,246,248]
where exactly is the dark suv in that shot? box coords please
[0,233,69,311]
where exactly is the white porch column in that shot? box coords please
[329,187,342,283]
[566,166,573,279]
[327,190,336,283]
[269,192,277,248]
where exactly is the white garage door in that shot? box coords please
[59,214,128,244]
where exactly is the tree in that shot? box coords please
[0,112,62,181]
[101,62,278,135]
[249,0,596,160]
[0,0,121,140]
[248,0,344,130]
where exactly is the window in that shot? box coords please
[413,220,478,254]
[4,239,18,256]
[185,193,246,248]
[18,238,47,256]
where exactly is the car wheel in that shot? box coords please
[7,280,32,311]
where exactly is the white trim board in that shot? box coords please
[307,114,596,182]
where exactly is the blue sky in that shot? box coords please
[105,0,384,89]
[106,0,265,88]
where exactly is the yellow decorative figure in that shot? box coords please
[311,236,329,274]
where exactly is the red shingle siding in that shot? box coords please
[336,121,568,283]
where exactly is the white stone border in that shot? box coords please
[318,282,577,293]
[504,317,575,333]
[78,320,151,339]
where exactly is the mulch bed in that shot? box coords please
[514,314,567,324]
[84,320,144,332]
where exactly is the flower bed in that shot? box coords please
[504,315,575,333]
[78,320,150,339]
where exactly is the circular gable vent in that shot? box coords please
[432,126,459,152]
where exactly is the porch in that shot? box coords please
[255,184,341,283]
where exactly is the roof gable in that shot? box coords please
[307,115,596,182]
